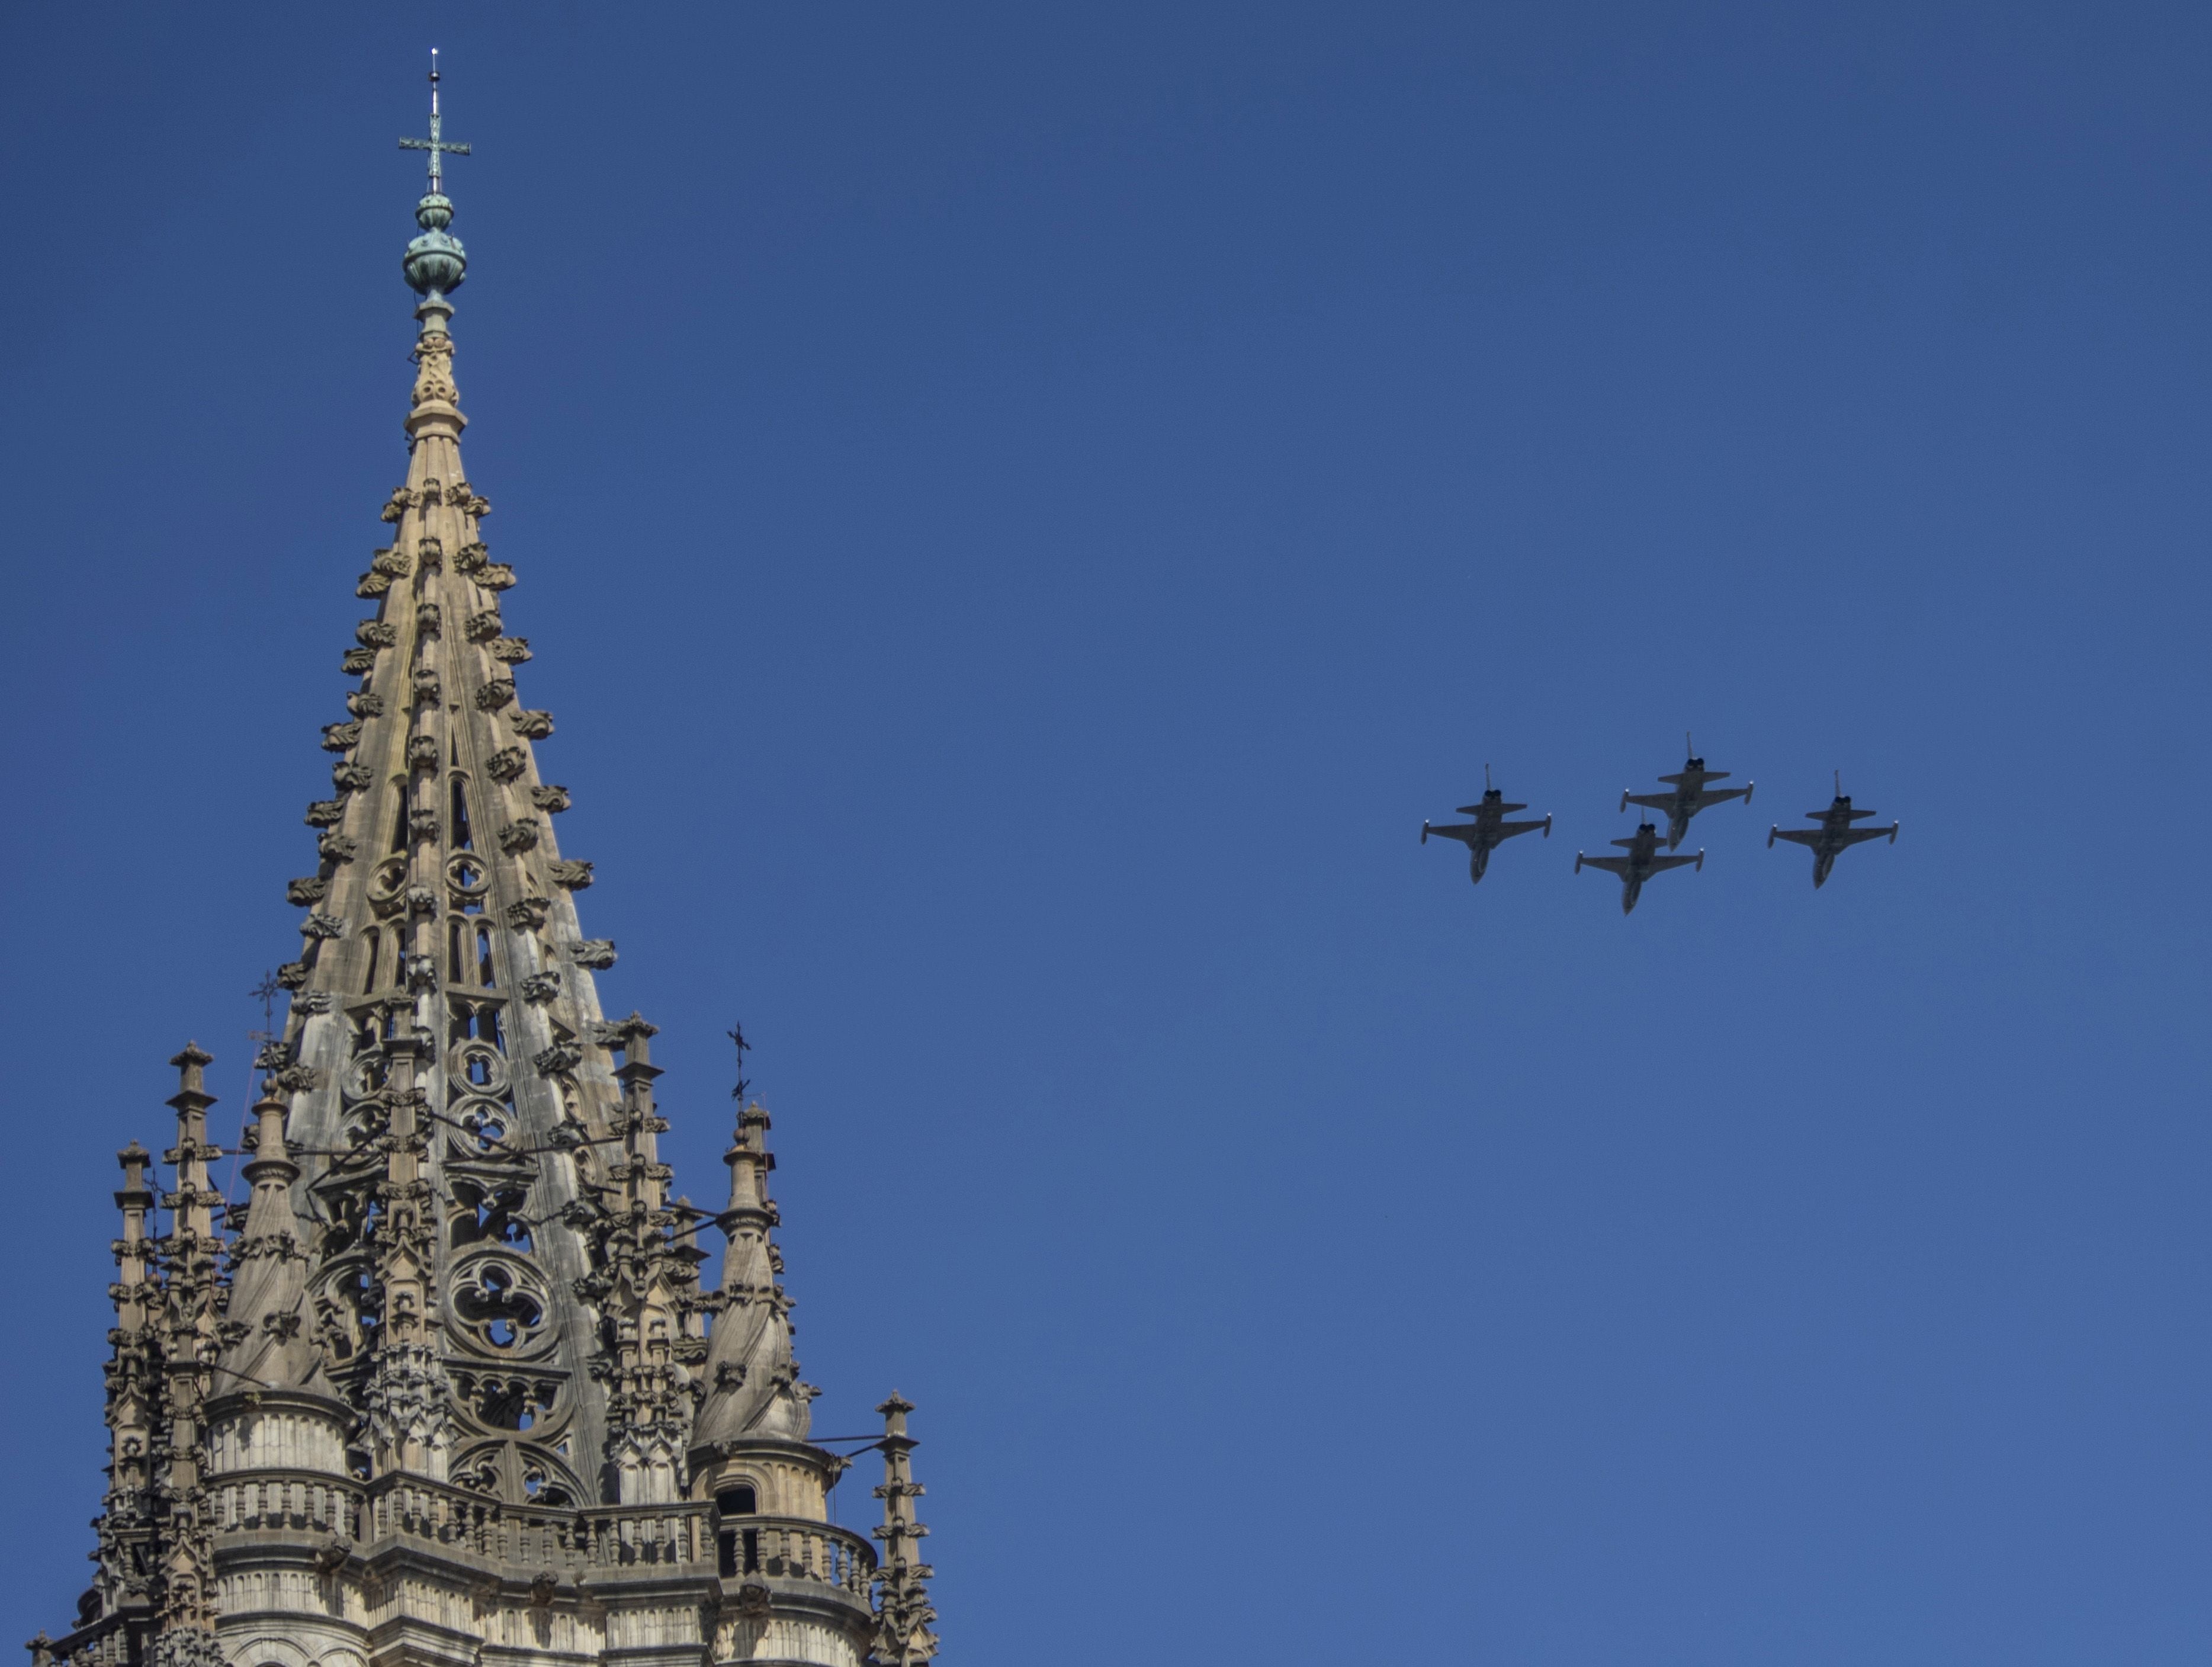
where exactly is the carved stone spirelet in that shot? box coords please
[490,637,532,663]
[549,860,593,890]
[476,679,516,711]
[319,830,359,863]
[570,940,617,970]
[520,971,560,1002]
[356,621,399,649]
[341,647,378,675]
[322,720,364,753]
[506,896,551,932]
[528,784,570,812]
[510,709,554,739]
[285,877,328,907]
[305,800,347,828]
[347,690,385,718]
[486,746,528,782]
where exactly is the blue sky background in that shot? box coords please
[3,4,2209,1660]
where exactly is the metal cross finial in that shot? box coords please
[399,49,471,193]
[727,1022,754,1103]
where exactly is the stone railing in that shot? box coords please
[211,1470,362,1539]
[208,1471,875,1602]
[367,1477,710,1572]
[720,1517,875,1601]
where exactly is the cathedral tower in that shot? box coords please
[29,65,939,1667]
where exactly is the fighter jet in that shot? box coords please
[1421,768,1552,885]
[1575,821,1703,914]
[1768,772,1898,887]
[1621,735,1754,849]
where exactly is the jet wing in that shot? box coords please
[1622,791,1675,813]
[1646,853,1700,873]
[1423,821,1482,848]
[1692,786,1751,809]
[1457,801,1526,815]
[1770,828,1823,848]
[1578,855,1632,876]
[1496,818,1549,839]
[1838,823,1896,845]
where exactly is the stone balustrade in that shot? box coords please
[208,1470,875,1601]
[721,1518,875,1601]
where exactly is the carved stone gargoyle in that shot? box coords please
[509,709,554,739]
[570,940,616,970]
[549,861,593,890]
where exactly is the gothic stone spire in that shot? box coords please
[38,72,929,1667]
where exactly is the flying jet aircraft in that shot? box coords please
[1575,821,1703,914]
[1421,769,1552,885]
[1621,735,1754,849]
[1767,772,1898,887]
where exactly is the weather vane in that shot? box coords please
[399,47,471,194]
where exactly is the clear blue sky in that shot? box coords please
[3,4,2208,1661]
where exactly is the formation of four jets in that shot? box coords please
[1422,740,1899,913]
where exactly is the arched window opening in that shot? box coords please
[450,776,474,851]
[449,919,466,985]
[477,924,496,987]
[390,788,409,853]
[716,1487,762,1577]
[361,928,381,995]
